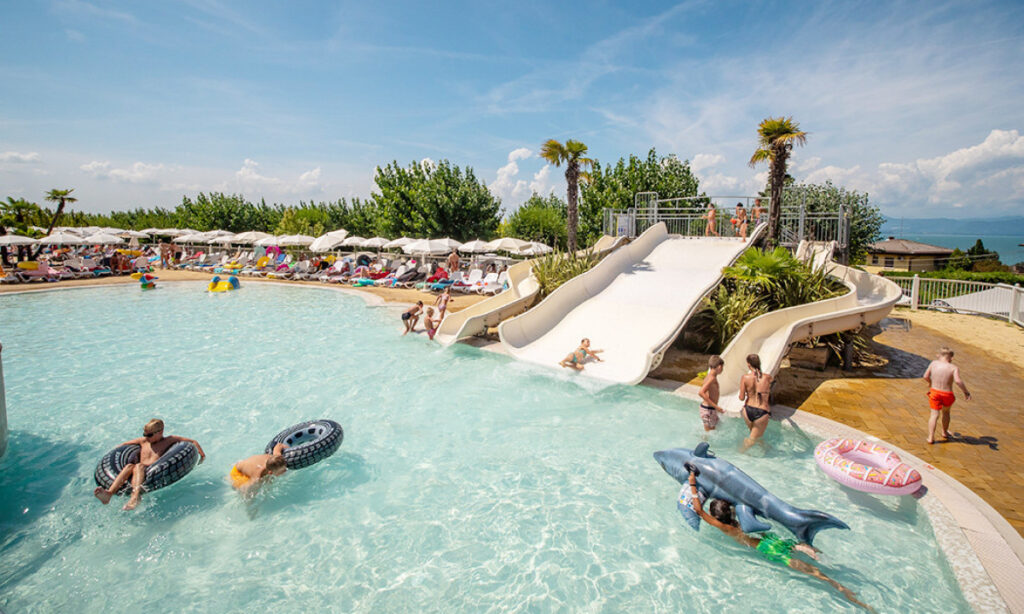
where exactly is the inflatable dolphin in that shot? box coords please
[654,442,848,545]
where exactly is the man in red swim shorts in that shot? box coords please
[923,346,972,444]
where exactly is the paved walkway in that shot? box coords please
[774,310,1024,536]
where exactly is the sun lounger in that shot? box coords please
[452,268,483,292]
[478,271,509,295]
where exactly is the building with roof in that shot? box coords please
[865,237,954,272]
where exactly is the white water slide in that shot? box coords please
[717,241,903,413]
[434,235,627,347]
[499,222,766,384]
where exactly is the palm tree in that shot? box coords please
[34,188,76,258]
[749,117,807,247]
[539,139,593,252]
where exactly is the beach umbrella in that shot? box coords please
[83,232,125,245]
[0,234,38,246]
[485,237,531,252]
[324,228,349,240]
[382,237,414,249]
[98,226,126,235]
[255,235,284,247]
[38,230,86,245]
[458,239,490,254]
[231,231,272,245]
[279,234,315,247]
[362,237,389,249]
[342,236,367,247]
[172,232,208,243]
[211,234,239,245]
[118,230,151,239]
[206,229,234,237]
[518,241,553,256]
[309,233,347,252]
[402,238,461,255]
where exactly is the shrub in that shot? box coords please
[531,249,602,298]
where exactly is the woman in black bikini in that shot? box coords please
[739,354,772,451]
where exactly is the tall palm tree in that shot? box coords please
[34,188,76,258]
[749,117,807,247]
[539,139,593,252]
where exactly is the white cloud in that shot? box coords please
[235,158,281,189]
[529,164,556,196]
[81,160,167,185]
[491,148,533,206]
[690,153,724,173]
[803,164,862,186]
[298,167,321,185]
[420,157,436,170]
[1,152,42,164]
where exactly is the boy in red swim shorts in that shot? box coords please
[923,347,971,444]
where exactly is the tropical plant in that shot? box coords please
[530,249,602,298]
[35,188,77,257]
[372,159,501,240]
[699,287,769,352]
[694,247,846,352]
[504,193,567,249]
[540,139,593,252]
[749,117,807,247]
[580,148,702,247]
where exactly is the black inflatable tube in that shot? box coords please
[265,419,343,470]
[94,441,199,494]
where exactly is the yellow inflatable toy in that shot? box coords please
[208,275,241,292]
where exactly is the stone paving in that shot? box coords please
[774,311,1024,536]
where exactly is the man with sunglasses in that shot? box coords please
[93,418,206,511]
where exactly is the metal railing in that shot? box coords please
[602,196,849,249]
[892,275,1023,325]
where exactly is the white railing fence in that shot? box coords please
[893,275,1023,326]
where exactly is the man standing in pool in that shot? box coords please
[923,346,972,444]
[229,443,289,494]
[683,465,872,610]
[93,419,206,511]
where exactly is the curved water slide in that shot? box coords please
[499,223,766,384]
[434,235,627,347]
[717,242,903,413]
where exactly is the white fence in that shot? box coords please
[892,275,1023,326]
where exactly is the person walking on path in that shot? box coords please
[923,346,971,444]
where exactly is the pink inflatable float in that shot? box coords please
[814,438,922,496]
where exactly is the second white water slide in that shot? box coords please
[499,222,763,384]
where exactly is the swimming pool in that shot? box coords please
[0,283,971,612]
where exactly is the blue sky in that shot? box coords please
[2,0,1023,218]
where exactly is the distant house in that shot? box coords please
[865,237,953,272]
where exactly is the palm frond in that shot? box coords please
[539,139,567,166]
[748,148,771,168]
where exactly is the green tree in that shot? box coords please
[35,188,76,257]
[540,139,593,252]
[372,159,501,240]
[275,207,326,237]
[781,180,882,264]
[505,193,568,249]
[580,148,701,247]
[750,117,807,247]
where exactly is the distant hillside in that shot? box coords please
[881,216,1024,237]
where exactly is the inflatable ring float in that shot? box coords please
[94,441,200,495]
[814,438,922,496]
[208,275,240,292]
[265,419,343,470]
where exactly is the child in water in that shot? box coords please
[229,443,289,494]
[698,355,726,431]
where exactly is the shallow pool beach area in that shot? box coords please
[0,283,972,612]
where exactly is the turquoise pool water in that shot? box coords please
[0,284,970,613]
